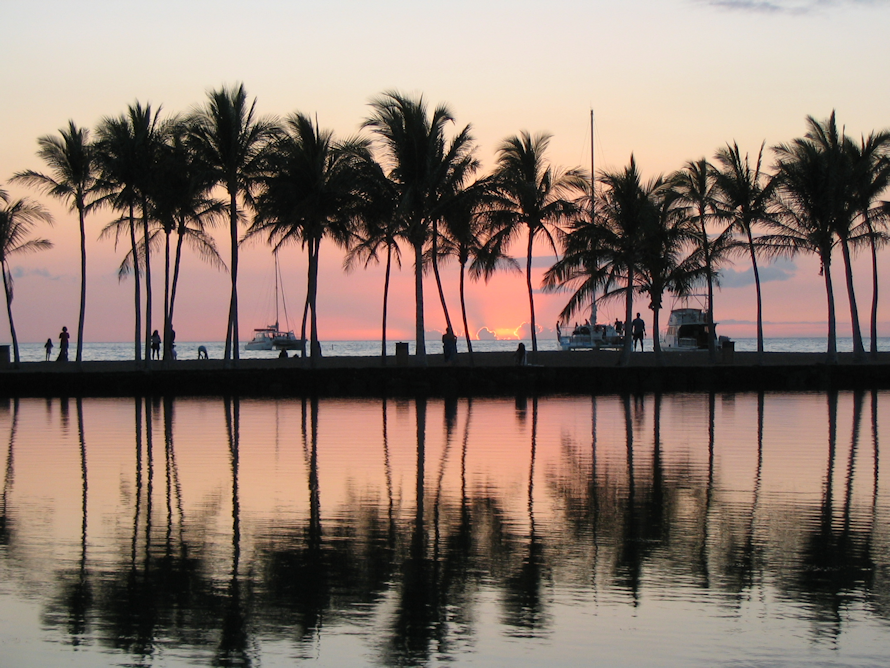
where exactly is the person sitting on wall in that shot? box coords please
[514,342,528,366]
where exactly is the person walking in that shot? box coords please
[632,313,646,351]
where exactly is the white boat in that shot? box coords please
[245,325,303,351]
[661,303,730,351]
[557,321,624,350]
[246,251,305,352]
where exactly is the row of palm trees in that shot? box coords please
[548,113,890,365]
[3,82,889,367]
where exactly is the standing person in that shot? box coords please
[44,337,53,361]
[151,330,161,360]
[442,326,458,364]
[631,313,646,351]
[58,326,69,361]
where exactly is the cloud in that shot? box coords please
[11,266,62,281]
[700,0,885,14]
[719,259,796,288]
[476,327,498,340]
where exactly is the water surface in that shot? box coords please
[0,392,887,666]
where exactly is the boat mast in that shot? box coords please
[274,250,280,331]
[590,109,596,326]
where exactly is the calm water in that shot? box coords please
[0,392,888,666]
[13,336,890,362]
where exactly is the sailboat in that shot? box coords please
[556,110,626,351]
[246,252,304,351]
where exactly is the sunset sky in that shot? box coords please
[2,0,889,344]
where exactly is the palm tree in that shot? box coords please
[151,120,226,359]
[13,121,97,363]
[487,132,588,355]
[247,112,367,362]
[845,130,890,358]
[0,189,53,365]
[441,182,519,359]
[344,158,402,362]
[712,142,777,363]
[95,102,166,363]
[670,158,728,362]
[634,185,701,363]
[188,83,279,362]
[553,156,660,365]
[363,91,478,365]
[801,113,867,360]
[769,138,841,363]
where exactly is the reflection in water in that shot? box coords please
[1,392,890,666]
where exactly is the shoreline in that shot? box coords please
[1,350,889,397]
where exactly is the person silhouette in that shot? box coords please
[514,342,527,366]
[151,330,161,360]
[44,337,53,361]
[58,327,69,362]
[632,313,646,351]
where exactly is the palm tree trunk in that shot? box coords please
[300,257,310,358]
[867,223,879,358]
[619,267,634,367]
[129,205,142,361]
[76,202,87,365]
[746,229,764,363]
[838,237,865,360]
[823,255,838,364]
[526,230,537,354]
[381,243,392,362]
[309,238,321,363]
[652,302,662,366]
[700,204,717,363]
[225,191,240,363]
[431,221,453,332]
[142,198,152,366]
[459,258,474,364]
[167,221,186,361]
[2,264,19,366]
[414,238,427,364]
[163,228,171,361]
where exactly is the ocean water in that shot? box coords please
[10,336,890,363]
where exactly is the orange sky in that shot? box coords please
[2,0,889,343]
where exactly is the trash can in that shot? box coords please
[395,342,409,366]
[0,345,9,367]
[721,339,735,364]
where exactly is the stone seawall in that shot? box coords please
[1,351,888,397]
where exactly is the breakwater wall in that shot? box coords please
[1,351,889,397]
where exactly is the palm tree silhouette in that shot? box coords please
[188,83,279,362]
[713,142,777,362]
[363,91,478,364]
[150,121,225,360]
[487,132,587,356]
[248,113,367,361]
[770,135,842,363]
[670,158,731,362]
[13,122,97,363]
[95,103,166,364]
[0,189,53,364]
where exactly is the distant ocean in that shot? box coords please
[11,337,890,363]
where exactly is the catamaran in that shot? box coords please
[246,251,304,352]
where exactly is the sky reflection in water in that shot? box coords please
[0,391,888,667]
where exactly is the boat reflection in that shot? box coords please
[0,391,887,665]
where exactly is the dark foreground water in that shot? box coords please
[1,392,888,666]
